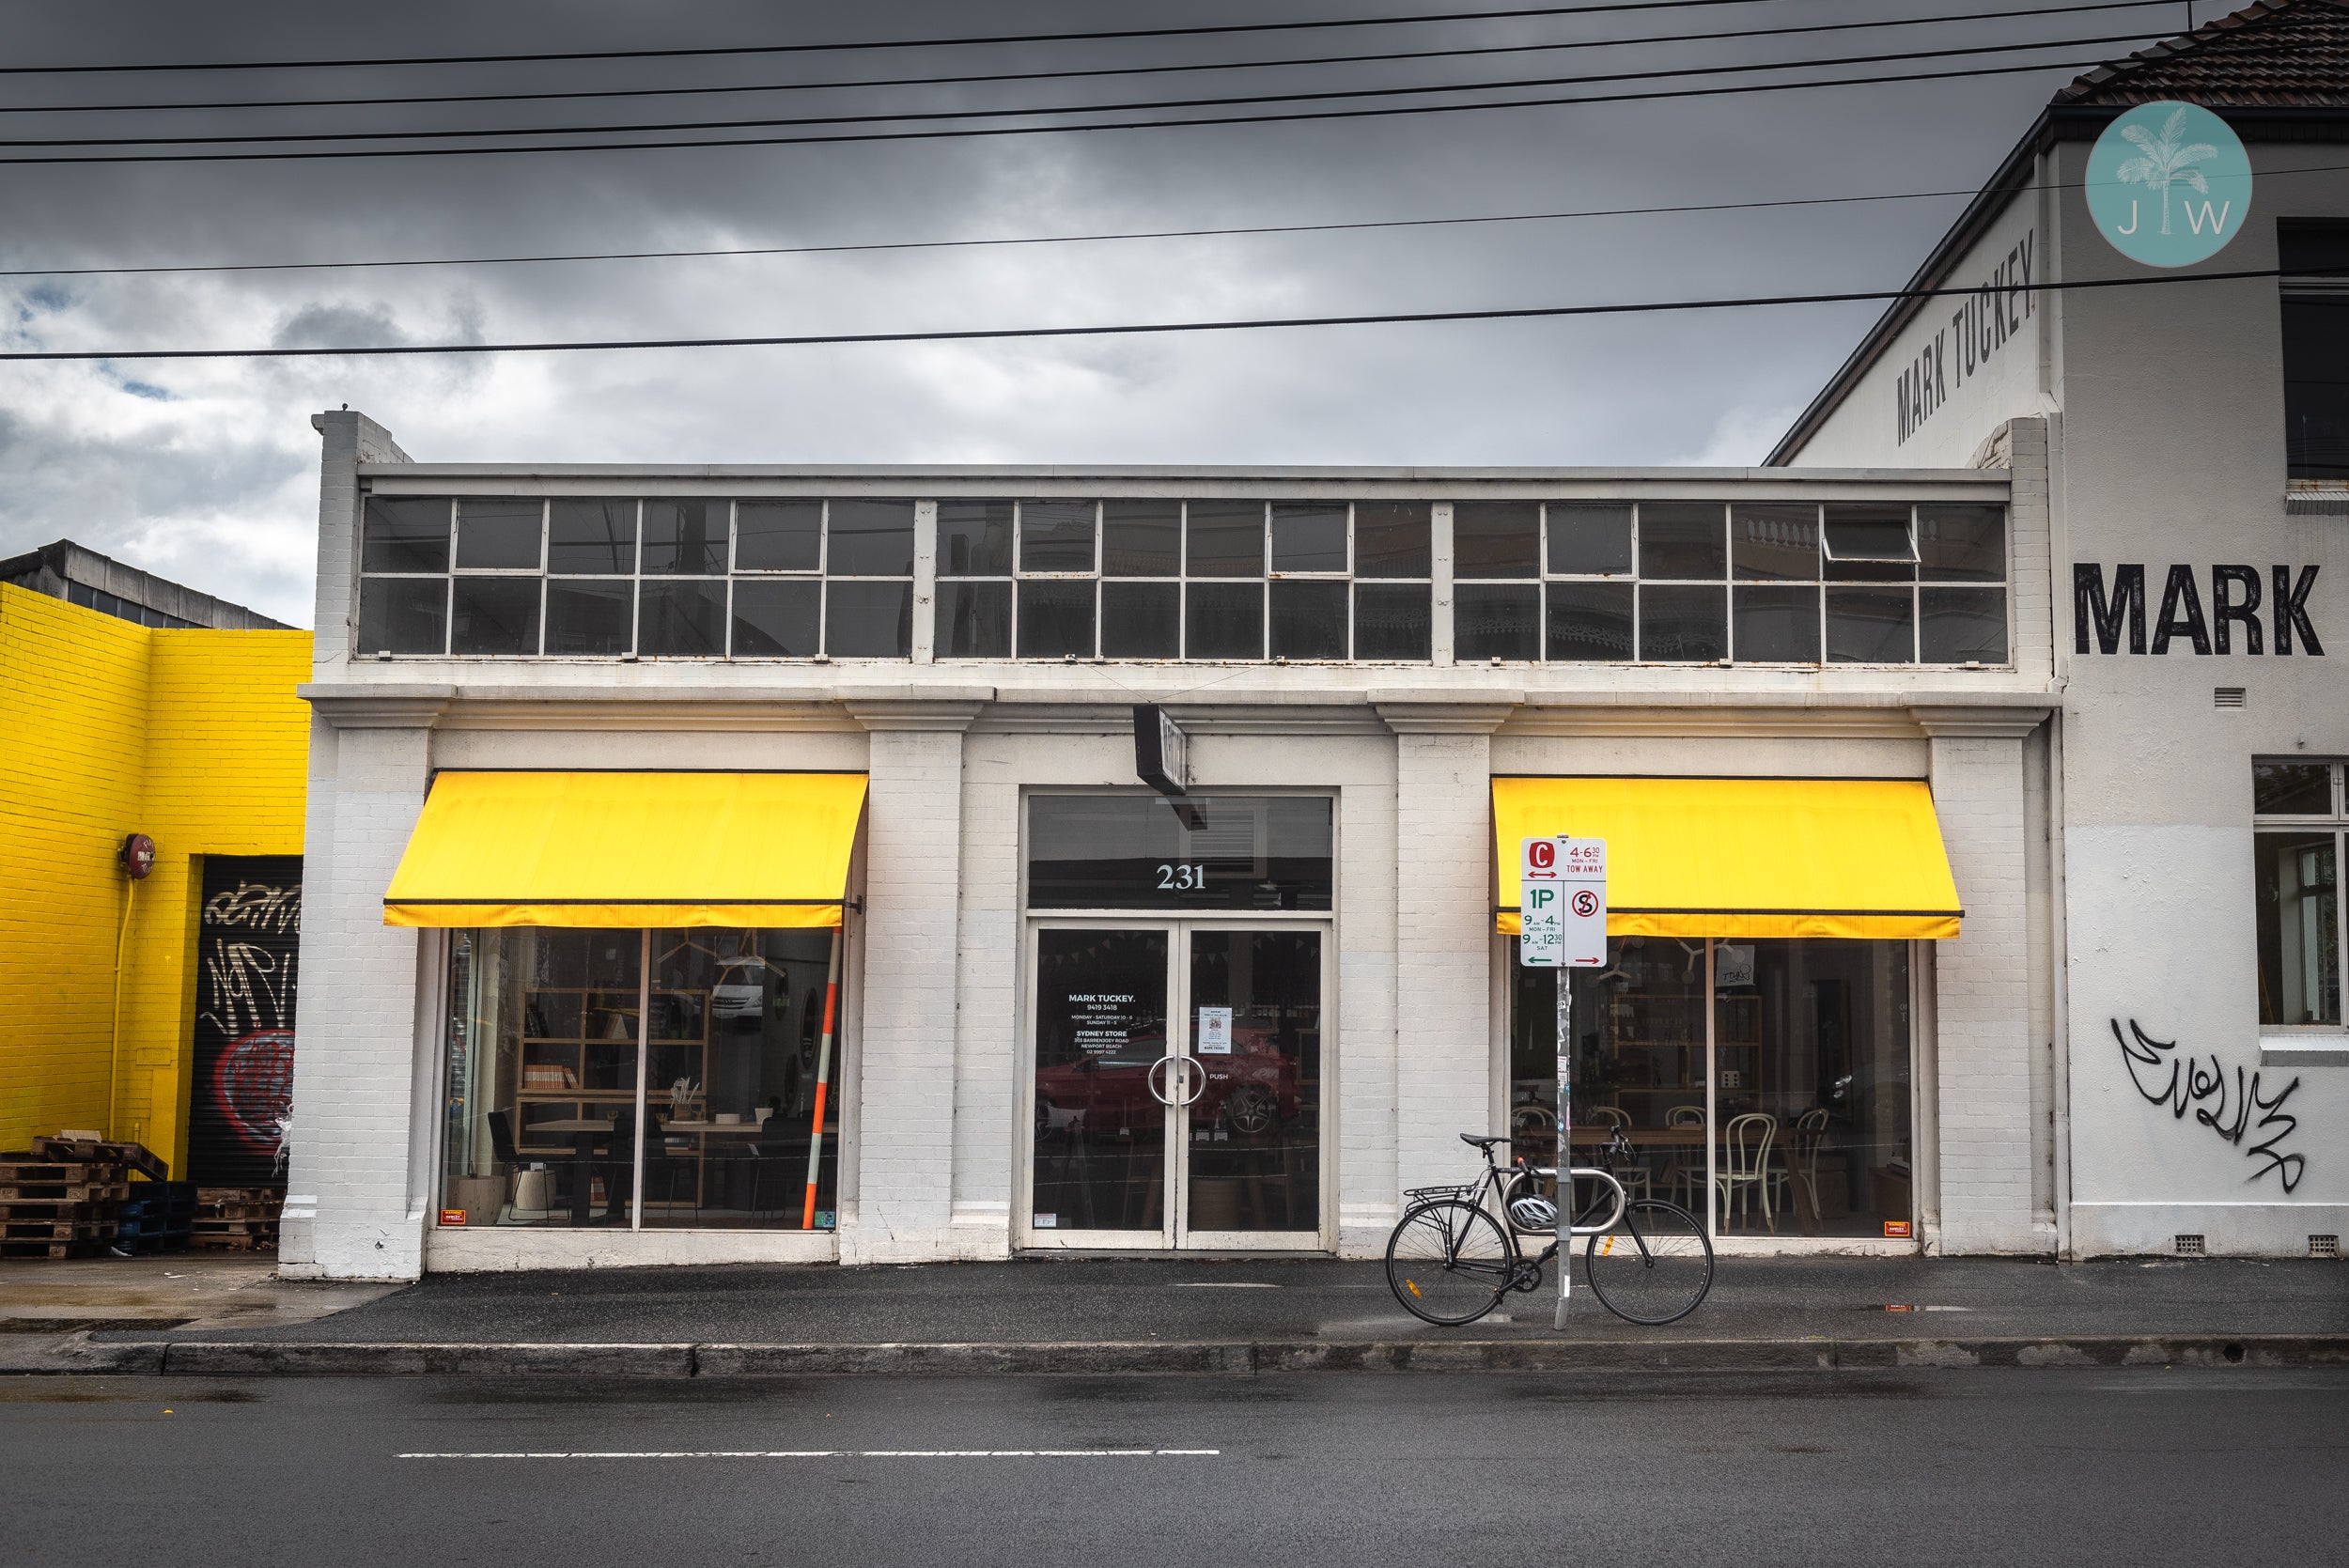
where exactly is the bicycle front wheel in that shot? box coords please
[1386,1200,1516,1327]
[1583,1199,1714,1325]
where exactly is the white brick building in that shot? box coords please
[282,8,2345,1279]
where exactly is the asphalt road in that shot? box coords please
[6,1369,2343,1566]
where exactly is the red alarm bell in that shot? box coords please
[120,832,157,879]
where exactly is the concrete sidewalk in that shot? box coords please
[5,1253,2344,1375]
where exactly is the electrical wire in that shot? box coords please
[0,1,2177,117]
[4,265,2325,364]
[30,154,2344,283]
[0,52,2132,164]
[0,188,1986,279]
[0,1,1800,77]
[0,31,2159,150]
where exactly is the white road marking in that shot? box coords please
[1170,1281,1281,1289]
[398,1449,1221,1460]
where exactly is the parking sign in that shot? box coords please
[1519,836,1606,968]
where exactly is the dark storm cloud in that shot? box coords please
[0,1,2169,623]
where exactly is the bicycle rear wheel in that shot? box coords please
[1386,1200,1516,1327]
[1583,1199,1714,1325]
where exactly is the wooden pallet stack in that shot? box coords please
[0,1149,131,1261]
[0,1137,185,1262]
[193,1188,285,1251]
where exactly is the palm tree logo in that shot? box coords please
[2113,106,2218,237]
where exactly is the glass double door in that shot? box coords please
[1025,921,1326,1250]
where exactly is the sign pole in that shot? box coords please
[1519,834,1606,1332]
[1554,956,1573,1327]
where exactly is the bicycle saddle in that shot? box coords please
[1458,1133,1512,1148]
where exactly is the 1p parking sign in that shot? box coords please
[1520,836,1606,968]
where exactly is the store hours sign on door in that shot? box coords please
[1520,837,1607,968]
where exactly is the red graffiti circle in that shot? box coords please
[211,1028,295,1153]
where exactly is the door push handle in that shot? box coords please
[1174,1056,1206,1105]
[1148,1056,1207,1107]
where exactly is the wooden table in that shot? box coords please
[1567,1127,1706,1148]
[531,1118,614,1225]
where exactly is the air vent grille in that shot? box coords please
[2312,1234,2340,1259]
[2214,687,2247,707]
[2174,1233,2207,1256]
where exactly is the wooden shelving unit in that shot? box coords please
[513,986,710,1155]
[1586,993,1766,1119]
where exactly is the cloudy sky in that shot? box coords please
[0,0,2184,626]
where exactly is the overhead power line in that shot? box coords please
[1,1,2177,117]
[0,53,2131,164]
[2,266,2321,364]
[0,31,2157,151]
[0,2,1802,76]
[31,156,2349,283]
[0,189,1985,279]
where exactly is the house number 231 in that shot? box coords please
[1156,862,1207,890]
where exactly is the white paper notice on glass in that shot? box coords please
[1197,1006,1234,1054]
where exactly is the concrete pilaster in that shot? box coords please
[1917,704,2051,1254]
[841,695,988,1262]
[278,691,444,1280]
[1377,695,1518,1197]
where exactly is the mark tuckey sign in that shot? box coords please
[2074,564,2323,656]
[1895,228,2036,447]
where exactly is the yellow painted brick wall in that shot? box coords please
[0,583,311,1172]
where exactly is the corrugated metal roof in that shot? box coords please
[2057,0,2349,109]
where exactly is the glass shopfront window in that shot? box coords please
[1511,936,1914,1239]
[439,926,843,1231]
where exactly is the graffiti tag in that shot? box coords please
[2113,1017,2305,1193]
[203,880,302,935]
[199,941,294,1041]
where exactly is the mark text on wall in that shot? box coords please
[2074,564,2323,655]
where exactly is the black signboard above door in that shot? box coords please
[1027,795,1333,911]
[189,855,303,1188]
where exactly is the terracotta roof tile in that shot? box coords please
[2055,0,2349,109]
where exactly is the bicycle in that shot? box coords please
[1384,1130,1714,1327]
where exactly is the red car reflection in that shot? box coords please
[1035,1031,1299,1141]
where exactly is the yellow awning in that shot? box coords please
[1492,776,1961,940]
[384,770,866,928]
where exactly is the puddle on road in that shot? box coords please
[0,1385,257,1405]
[0,1317,194,1334]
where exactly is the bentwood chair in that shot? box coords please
[1664,1105,1707,1211]
[1717,1113,1778,1234]
[1771,1108,1831,1223]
